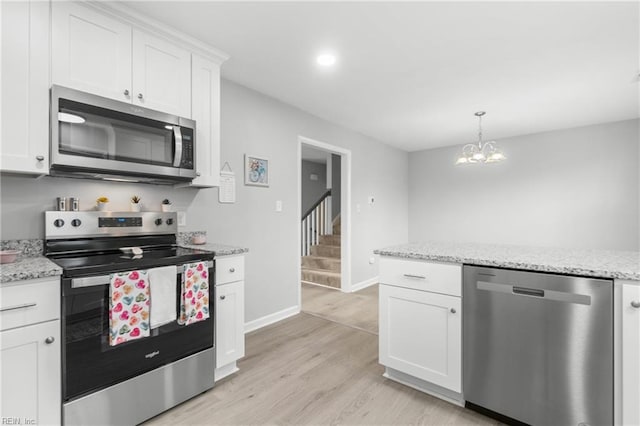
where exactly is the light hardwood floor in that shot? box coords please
[145,312,497,425]
[301,282,378,334]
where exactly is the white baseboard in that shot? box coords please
[244,305,300,334]
[350,276,378,292]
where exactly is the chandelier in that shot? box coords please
[455,111,506,165]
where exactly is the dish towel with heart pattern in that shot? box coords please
[109,270,151,346]
[178,262,210,326]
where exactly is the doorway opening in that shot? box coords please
[297,136,351,304]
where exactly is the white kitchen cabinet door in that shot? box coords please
[215,280,245,369]
[622,283,640,426]
[0,0,50,174]
[379,284,461,392]
[132,30,191,117]
[0,320,61,425]
[189,54,221,187]
[52,1,132,103]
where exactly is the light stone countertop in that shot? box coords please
[179,243,248,257]
[0,237,247,283]
[0,257,63,283]
[374,241,640,281]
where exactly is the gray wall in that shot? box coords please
[331,154,341,220]
[301,160,327,215]
[0,78,410,324]
[408,119,639,250]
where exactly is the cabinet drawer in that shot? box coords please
[216,256,244,285]
[1,278,60,331]
[379,257,461,296]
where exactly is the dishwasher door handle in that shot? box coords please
[477,280,591,305]
[513,286,545,297]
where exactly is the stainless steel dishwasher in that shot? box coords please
[463,265,613,426]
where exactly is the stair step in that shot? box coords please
[319,234,340,246]
[310,244,340,258]
[301,268,341,288]
[301,255,341,272]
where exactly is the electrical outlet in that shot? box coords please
[369,256,375,264]
[177,211,186,227]
[276,200,283,212]
[356,204,361,213]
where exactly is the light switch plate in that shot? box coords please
[276,200,283,212]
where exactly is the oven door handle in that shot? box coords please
[70,260,214,288]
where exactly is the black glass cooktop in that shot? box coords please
[46,237,213,278]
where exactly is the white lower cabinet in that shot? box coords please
[379,258,462,403]
[379,284,462,393]
[215,256,245,381]
[0,278,61,425]
[1,320,61,425]
[621,281,640,426]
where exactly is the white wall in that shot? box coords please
[0,78,409,324]
[408,119,639,250]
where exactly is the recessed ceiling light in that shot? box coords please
[316,53,337,67]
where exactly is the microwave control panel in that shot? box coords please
[180,127,195,170]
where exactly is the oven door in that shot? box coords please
[61,264,214,402]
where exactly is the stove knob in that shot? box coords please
[71,219,82,227]
[166,218,174,225]
[155,218,163,226]
[53,219,65,228]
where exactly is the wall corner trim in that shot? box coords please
[350,276,379,293]
[244,305,300,334]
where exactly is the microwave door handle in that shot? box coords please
[173,126,183,167]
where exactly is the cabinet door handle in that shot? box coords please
[450,308,457,314]
[631,300,640,308]
[45,336,55,344]
[0,302,37,312]
[138,93,144,100]
[229,268,235,273]
[403,274,426,280]
[36,155,45,161]
[220,295,226,300]
[123,89,130,96]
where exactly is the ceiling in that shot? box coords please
[122,1,639,152]
[301,145,329,164]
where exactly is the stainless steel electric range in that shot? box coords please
[45,211,215,426]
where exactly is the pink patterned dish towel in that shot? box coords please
[109,270,151,346]
[178,262,210,326]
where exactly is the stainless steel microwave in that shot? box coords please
[50,85,196,184]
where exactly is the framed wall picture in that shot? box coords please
[244,154,269,187]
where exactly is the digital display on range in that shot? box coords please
[98,217,143,227]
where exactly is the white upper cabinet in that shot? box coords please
[190,54,221,187]
[132,30,191,117]
[52,2,191,117]
[52,1,132,103]
[0,0,50,174]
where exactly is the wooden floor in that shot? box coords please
[301,282,378,335]
[145,312,497,425]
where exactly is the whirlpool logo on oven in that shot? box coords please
[145,350,160,359]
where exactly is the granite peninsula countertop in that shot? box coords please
[374,242,640,281]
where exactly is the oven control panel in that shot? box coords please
[45,211,178,239]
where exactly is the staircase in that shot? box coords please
[301,216,341,289]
